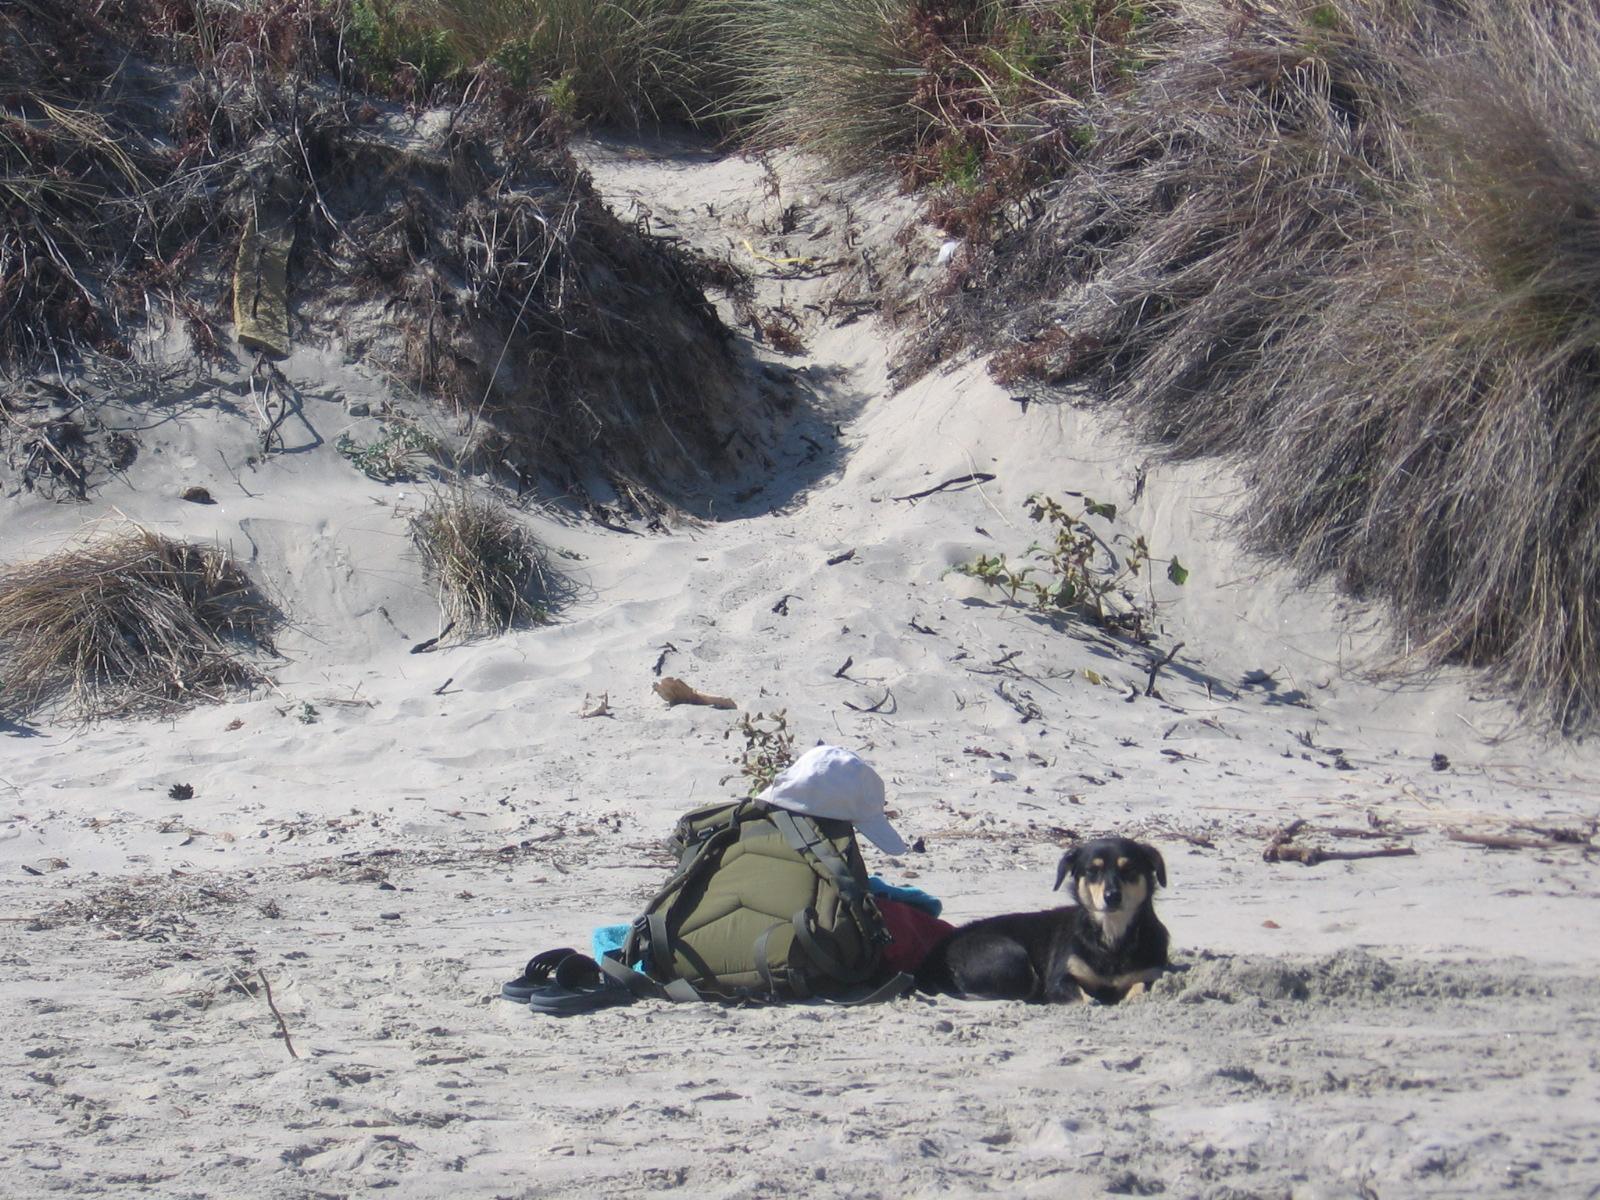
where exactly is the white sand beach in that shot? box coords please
[2,136,1598,1199]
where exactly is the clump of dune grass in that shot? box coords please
[924,0,1600,728]
[712,0,929,173]
[354,0,729,121]
[1242,2,1600,728]
[410,489,562,635]
[714,0,1148,204]
[0,527,277,721]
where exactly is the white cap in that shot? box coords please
[757,745,908,855]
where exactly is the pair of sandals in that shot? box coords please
[501,947,632,1015]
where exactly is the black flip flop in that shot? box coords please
[501,947,580,1002]
[522,975,633,1016]
[522,951,631,1015]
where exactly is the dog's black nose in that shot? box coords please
[1103,888,1121,908]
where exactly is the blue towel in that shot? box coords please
[591,922,630,964]
[868,876,943,917]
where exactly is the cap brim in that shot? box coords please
[856,812,908,855]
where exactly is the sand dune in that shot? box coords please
[2,136,1598,1199]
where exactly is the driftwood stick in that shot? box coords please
[891,472,997,503]
[1510,822,1595,845]
[256,969,299,1059]
[1144,642,1185,698]
[216,449,258,498]
[652,642,678,676]
[410,621,456,654]
[1264,843,1416,866]
[843,688,894,714]
[1447,830,1567,851]
[1264,818,1307,856]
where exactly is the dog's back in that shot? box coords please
[915,907,1083,1002]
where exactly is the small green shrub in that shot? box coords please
[336,422,440,482]
[955,492,1184,640]
[348,0,461,92]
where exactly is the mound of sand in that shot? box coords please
[1,81,1597,1200]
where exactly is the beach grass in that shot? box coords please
[0,527,277,721]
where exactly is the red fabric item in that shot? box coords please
[877,898,955,974]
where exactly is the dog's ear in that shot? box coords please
[1053,844,1086,892]
[1139,843,1167,889]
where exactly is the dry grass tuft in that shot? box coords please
[376,0,727,123]
[0,527,277,721]
[924,0,1600,728]
[713,0,929,174]
[1247,3,1600,728]
[410,488,564,635]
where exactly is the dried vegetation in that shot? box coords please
[410,488,564,635]
[917,0,1600,729]
[0,0,743,505]
[0,527,277,721]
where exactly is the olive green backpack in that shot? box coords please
[597,799,912,1004]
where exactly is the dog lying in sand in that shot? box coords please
[915,837,1169,1004]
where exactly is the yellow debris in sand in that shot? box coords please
[233,202,293,358]
[652,676,737,710]
[742,238,816,270]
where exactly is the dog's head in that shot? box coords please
[1053,837,1166,920]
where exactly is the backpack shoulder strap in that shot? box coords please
[769,808,891,947]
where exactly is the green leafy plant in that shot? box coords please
[348,0,460,92]
[336,421,439,482]
[955,492,1185,639]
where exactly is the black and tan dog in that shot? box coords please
[916,838,1169,1004]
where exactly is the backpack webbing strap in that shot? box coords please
[754,918,809,999]
[656,820,742,904]
[770,809,893,948]
[770,810,863,901]
[790,905,875,984]
[645,912,677,980]
[829,972,916,1006]
[598,952,701,1003]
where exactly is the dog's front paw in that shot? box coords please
[1120,981,1149,1003]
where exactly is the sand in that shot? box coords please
[2,132,1598,1200]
